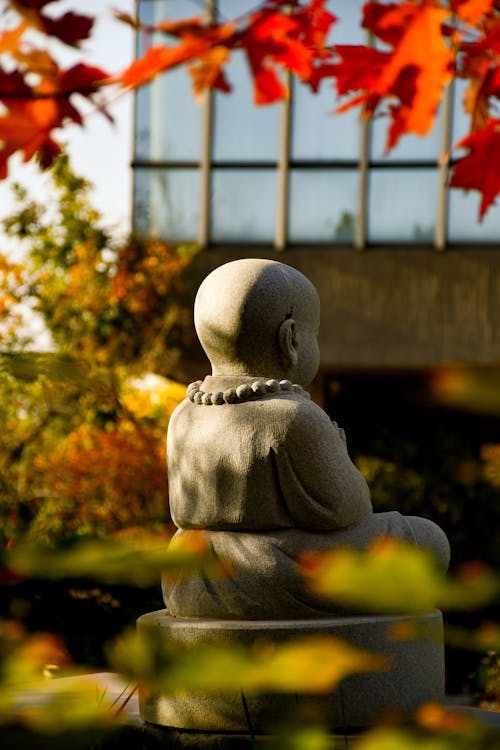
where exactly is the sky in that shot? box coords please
[0,0,136,241]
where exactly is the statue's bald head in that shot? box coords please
[194,258,320,385]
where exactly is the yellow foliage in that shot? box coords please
[111,630,385,695]
[301,539,499,615]
[120,373,186,423]
[6,532,225,587]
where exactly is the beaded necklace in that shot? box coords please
[187,379,310,405]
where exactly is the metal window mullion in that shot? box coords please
[434,80,454,251]
[355,116,370,250]
[356,30,372,251]
[199,89,213,247]
[198,0,216,247]
[275,71,292,251]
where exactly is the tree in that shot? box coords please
[0,155,198,545]
[1,1,500,218]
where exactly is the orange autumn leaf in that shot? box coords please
[155,17,205,36]
[117,17,236,97]
[117,0,335,105]
[0,21,28,53]
[0,96,62,178]
[18,633,71,670]
[334,1,453,150]
[294,0,337,56]
[188,46,231,100]
[452,0,496,25]
[12,47,59,80]
[462,62,500,131]
[450,117,500,219]
[459,16,500,130]
[335,45,388,109]
[113,10,141,30]
[0,59,110,176]
[240,0,336,102]
[241,9,313,104]
[118,43,207,89]
[370,1,453,147]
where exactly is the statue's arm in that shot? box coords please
[278,402,373,530]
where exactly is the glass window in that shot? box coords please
[213,55,280,162]
[368,169,438,243]
[151,69,202,160]
[218,0,263,20]
[138,0,202,24]
[132,1,500,249]
[448,189,500,244]
[291,81,361,161]
[370,112,442,162]
[291,0,364,161]
[135,1,203,161]
[134,168,200,242]
[451,78,472,145]
[289,169,358,243]
[134,86,152,160]
[211,170,276,242]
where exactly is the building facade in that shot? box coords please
[132,0,500,387]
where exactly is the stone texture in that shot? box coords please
[165,259,450,621]
[163,514,449,620]
[138,610,445,732]
[139,258,451,732]
[167,375,372,533]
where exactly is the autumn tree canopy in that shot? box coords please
[1,0,500,219]
[0,155,197,545]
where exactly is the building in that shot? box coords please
[132,0,500,437]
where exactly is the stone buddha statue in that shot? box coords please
[163,258,450,620]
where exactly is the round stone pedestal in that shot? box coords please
[137,610,444,732]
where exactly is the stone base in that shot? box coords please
[137,610,445,732]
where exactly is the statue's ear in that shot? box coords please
[278,318,298,368]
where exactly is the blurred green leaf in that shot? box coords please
[3,677,119,733]
[301,539,499,615]
[111,629,385,695]
[0,621,119,732]
[0,353,85,384]
[260,725,334,750]
[4,532,224,587]
[357,728,463,750]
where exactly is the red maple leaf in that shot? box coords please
[188,47,231,100]
[294,0,337,56]
[334,45,388,111]
[117,1,336,105]
[9,0,93,47]
[333,1,453,150]
[0,57,110,176]
[451,0,496,25]
[118,44,205,89]
[0,68,32,99]
[118,19,236,93]
[113,10,140,30]
[450,118,500,219]
[58,63,109,94]
[0,94,63,178]
[240,9,313,104]
[0,22,28,53]
[459,16,500,130]
[155,17,205,37]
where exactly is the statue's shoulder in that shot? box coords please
[167,397,192,428]
[264,392,332,432]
